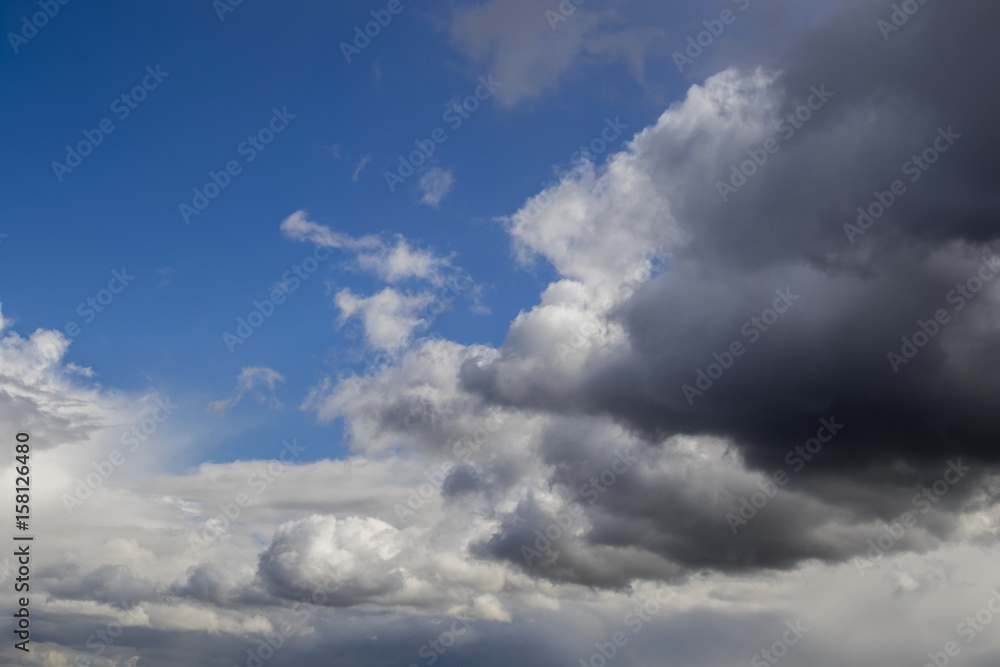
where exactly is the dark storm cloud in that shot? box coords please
[686,0,1000,265]
[468,0,1000,476]
[612,255,1000,476]
[619,0,1000,476]
[460,0,1000,580]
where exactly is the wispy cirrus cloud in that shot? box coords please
[208,366,285,415]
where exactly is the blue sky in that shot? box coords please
[0,0,675,467]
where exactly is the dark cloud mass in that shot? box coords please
[471,0,1000,478]
[452,0,1000,584]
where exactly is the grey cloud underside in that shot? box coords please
[466,418,980,582]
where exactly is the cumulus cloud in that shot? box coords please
[354,239,452,286]
[0,305,128,451]
[334,287,434,352]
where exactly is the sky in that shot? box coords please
[1,0,999,665]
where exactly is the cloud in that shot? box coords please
[281,211,484,354]
[279,210,382,253]
[208,367,285,416]
[280,210,455,286]
[11,1,1000,664]
[2,306,998,666]
[356,238,452,286]
[351,155,371,182]
[475,43,1000,485]
[334,288,434,352]
[449,0,663,107]
[313,0,1000,585]
[0,305,131,452]
[418,167,455,207]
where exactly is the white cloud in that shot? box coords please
[418,167,455,207]
[335,287,433,352]
[356,237,452,286]
[504,68,780,297]
[279,210,382,252]
[280,211,482,355]
[0,305,134,452]
[281,210,455,286]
